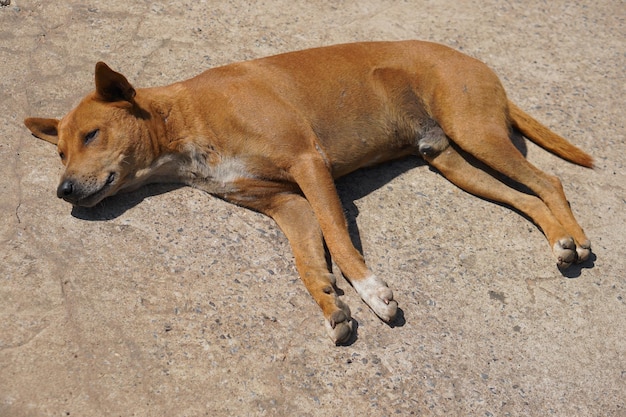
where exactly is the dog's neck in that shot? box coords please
[133,85,195,152]
[125,85,240,194]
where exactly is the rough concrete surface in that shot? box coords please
[1,1,625,416]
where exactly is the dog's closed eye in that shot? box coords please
[84,129,99,145]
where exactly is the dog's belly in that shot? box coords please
[316,119,447,179]
[327,142,416,178]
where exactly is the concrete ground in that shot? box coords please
[1,1,624,415]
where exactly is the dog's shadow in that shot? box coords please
[71,183,184,220]
[335,157,425,257]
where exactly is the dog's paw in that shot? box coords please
[553,237,577,269]
[575,239,591,264]
[351,275,398,322]
[324,301,353,345]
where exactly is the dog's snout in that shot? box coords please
[57,179,74,199]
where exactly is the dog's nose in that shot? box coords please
[57,179,74,199]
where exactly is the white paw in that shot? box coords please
[575,240,591,264]
[351,275,398,322]
[553,237,577,269]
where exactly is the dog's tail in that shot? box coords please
[508,100,594,168]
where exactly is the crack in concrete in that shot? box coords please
[15,202,21,224]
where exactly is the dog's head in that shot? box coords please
[25,62,159,207]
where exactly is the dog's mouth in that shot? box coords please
[72,172,117,207]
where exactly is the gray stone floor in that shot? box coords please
[1,1,624,415]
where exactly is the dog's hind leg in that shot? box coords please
[453,124,590,266]
[288,153,398,323]
[264,193,354,344]
[425,144,584,268]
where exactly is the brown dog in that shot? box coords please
[25,41,592,344]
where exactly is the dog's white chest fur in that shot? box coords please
[180,143,252,194]
[192,157,251,194]
[132,142,252,195]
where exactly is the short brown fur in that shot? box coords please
[25,41,592,344]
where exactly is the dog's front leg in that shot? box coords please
[288,154,398,324]
[264,193,354,344]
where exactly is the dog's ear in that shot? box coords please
[24,117,60,145]
[94,61,136,102]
